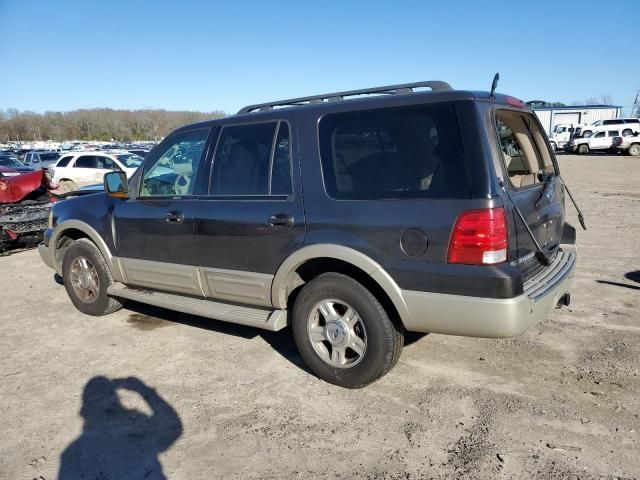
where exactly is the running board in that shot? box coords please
[107,283,288,331]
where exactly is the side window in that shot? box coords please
[609,131,619,137]
[96,156,116,169]
[270,123,292,195]
[319,103,469,199]
[210,122,278,196]
[74,156,97,168]
[594,132,606,138]
[56,156,73,167]
[140,129,209,197]
[496,112,546,189]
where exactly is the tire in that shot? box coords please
[62,238,123,316]
[621,129,633,137]
[549,142,557,152]
[582,130,592,138]
[292,273,404,388]
[58,180,77,193]
[628,144,640,156]
[578,144,589,155]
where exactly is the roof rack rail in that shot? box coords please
[237,80,453,114]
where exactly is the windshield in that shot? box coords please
[116,153,143,168]
[0,156,24,168]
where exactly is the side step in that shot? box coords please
[107,282,288,331]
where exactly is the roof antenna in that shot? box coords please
[490,72,499,99]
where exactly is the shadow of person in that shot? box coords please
[58,376,182,479]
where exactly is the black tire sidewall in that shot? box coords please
[292,273,399,388]
[62,241,113,316]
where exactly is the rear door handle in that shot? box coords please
[165,211,184,223]
[268,214,294,228]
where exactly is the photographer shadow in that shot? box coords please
[58,376,182,480]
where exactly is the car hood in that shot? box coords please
[0,169,51,203]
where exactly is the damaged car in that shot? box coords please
[0,168,58,252]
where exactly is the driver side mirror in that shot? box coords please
[104,171,129,198]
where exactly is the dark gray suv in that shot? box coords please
[39,81,578,388]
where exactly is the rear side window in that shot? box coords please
[74,156,97,168]
[211,121,292,196]
[594,132,606,138]
[56,156,73,167]
[319,103,469,199]
[608,131,619,137]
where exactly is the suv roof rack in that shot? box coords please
[237,80,453,114]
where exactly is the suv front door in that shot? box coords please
[113,128,212,295]
[194,120,305,307]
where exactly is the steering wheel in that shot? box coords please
[173,174,191,195]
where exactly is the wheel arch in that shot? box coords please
[52,220,123,281]
[271,245,411,327]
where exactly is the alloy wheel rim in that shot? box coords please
[69,256,100,303]
[307,299,367,368]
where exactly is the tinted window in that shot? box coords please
[140,129,209,196]
[625,119,639,124]
[594,132,606,138]
[270,123,292,195]
[608,131,619,137]
[40,153,59,162]
[319,103,469,199]
[74,156,97,168]
[96,156,117,169]
[56,156,73,167]
[211,122,278,196]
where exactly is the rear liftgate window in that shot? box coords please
[319,103,470,199]
[496,111,555,189]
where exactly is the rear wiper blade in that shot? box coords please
[499,180,552,266]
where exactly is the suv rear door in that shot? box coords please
[495,110,564,278]
[193,120,305,307]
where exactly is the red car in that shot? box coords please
[0,168,58,251]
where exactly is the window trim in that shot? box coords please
[204,119,294,201]
[135,127,213,200]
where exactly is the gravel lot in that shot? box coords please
[1,154,639,480]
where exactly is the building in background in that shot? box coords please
[531,105,622,134]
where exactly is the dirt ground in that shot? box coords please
[0,154,638,480]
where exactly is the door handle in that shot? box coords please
[268,214,294,228]
[165,211,184,223]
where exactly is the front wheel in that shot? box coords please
[578,144,589,155]
[621,129,633,137]
[58,180,77,193]
[582,130,592,138]
[292,273,404,388]
[62,238,123,316]
[549,142,557,152]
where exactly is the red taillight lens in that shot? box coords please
[505,96,524,107]
[448,208,508,265]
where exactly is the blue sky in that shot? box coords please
[1,0,639,115]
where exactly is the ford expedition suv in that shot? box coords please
[39,81,579,388]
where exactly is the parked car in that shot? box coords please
[0,153,33,173]
[39,80,578,388]
[566,129,621,154]
[581,118,640,138]
[22,151,60,170]
[548,123,585,151]
[126,148,150,158]
[51,150,143,192]
[612,133,640,156]
[0,169,57,251]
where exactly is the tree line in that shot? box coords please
[0,108,226,143]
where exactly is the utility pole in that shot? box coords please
[632,90,639,118]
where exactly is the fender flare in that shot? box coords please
[271,244,412,326]
[51,220,124,280]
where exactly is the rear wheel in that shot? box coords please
[62,238,122,316]
[58,180,77,193]
[622,129,633,137]
[578,144,589,155]
[628,144,640,156]
[292,273,404,388]
[582,130,592,138]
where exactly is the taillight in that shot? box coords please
[448,208,508,265]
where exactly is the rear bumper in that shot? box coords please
[400,246,576,338]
